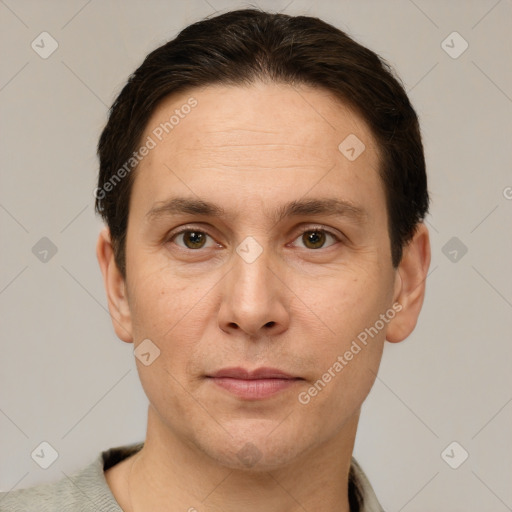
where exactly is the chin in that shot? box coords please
[195,422,312,471]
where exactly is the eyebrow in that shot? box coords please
[146,196,367,224]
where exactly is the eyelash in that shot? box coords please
[167,225,341,251]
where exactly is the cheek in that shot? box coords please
[296,306,386,431]
[127,267,210,369]
[128,257,197,330]
[309,269,391,344]
[127,273,212,416]
[299,270,391,399]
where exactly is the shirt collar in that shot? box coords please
[349,457,385,512]
[103,444,385,512]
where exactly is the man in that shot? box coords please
[0,8,430,512]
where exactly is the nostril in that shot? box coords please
[265,321,276,328]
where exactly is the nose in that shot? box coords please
[217,246,290,339]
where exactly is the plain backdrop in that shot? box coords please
[1,1,511,510]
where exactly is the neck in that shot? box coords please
[127,406,360,512]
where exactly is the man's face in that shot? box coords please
[118,83,401,468]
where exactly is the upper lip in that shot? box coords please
[208,367,298,380]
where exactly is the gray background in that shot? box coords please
[1,0,511,510]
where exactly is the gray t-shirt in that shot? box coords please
[0,442,385,511]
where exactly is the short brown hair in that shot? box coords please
[96,8,429,277]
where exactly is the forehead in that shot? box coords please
[144,82,377,158]
[132,82,384,219]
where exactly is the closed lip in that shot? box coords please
[208,367,300,380]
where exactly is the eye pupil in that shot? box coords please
[184,231,206,249]
[303,231,325,249]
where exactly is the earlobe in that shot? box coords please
[386,223,431,343]
[96,227,133,343]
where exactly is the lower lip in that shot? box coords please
[209,377,300,400]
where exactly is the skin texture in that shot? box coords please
[97,82,431,512]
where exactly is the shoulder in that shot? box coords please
[0,443,143,512]
[0,470,108,512]
[0,475,91,512]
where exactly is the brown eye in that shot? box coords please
[185,231,206,249]
[174,230,210,249]
[302,230,326,249]
[293,229,338,250]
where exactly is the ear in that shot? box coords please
[96,227,133,343]
[386,223,431,343]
